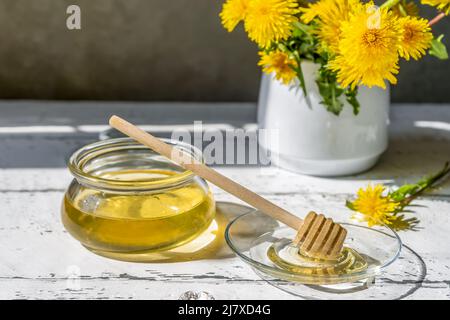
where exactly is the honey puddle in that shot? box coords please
[267,239,368,276]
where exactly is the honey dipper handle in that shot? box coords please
[109,115,303,230]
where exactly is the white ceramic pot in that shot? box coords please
[258,62,389,176]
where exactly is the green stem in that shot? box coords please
[401,162,450,206]
[296,60,307,96]
[380,0,401,9]
[397,3,408,17]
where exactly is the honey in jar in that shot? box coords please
[62,138,215,259]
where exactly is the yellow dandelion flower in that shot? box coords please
[329,4,402,89]
[392,1,420,17]
[351,184,399,227]
[421,0,450,15]
[258,50,298,84]
[244,0,299,48]
[220,0,251,32]
[300,0,361,54]
[300,2,323,23]
[398,16,433,60]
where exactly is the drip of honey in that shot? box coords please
[267,239,368,276]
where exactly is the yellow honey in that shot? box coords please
[62,169,215,254]
[267,240,368,277]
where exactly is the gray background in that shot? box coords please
[0,0,449,102]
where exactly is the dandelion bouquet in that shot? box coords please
[220,0,448,115]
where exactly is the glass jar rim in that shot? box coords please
[68,137,203,191]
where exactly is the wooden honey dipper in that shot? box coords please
[109,115,347,260]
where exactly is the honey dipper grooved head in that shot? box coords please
[293,211,347,260]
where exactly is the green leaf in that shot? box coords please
[292,29,304,38]
[292,21,312,34]
[346,200,356,211]
[316,78,344,115]
[380,0,401,9]
[277,43,288,53]
[345,87,360,115]
[293,64,307,97]
[429,35,448,60]
[397,3,408,17]
[315,66,347,115]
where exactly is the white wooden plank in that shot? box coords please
[0,189,449,299]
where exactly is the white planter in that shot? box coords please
[258,62,389,176]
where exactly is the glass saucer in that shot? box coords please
[225,210,401,285]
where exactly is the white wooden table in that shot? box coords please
[0,102,449,299]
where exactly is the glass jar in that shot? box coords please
[62,138,215,260]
